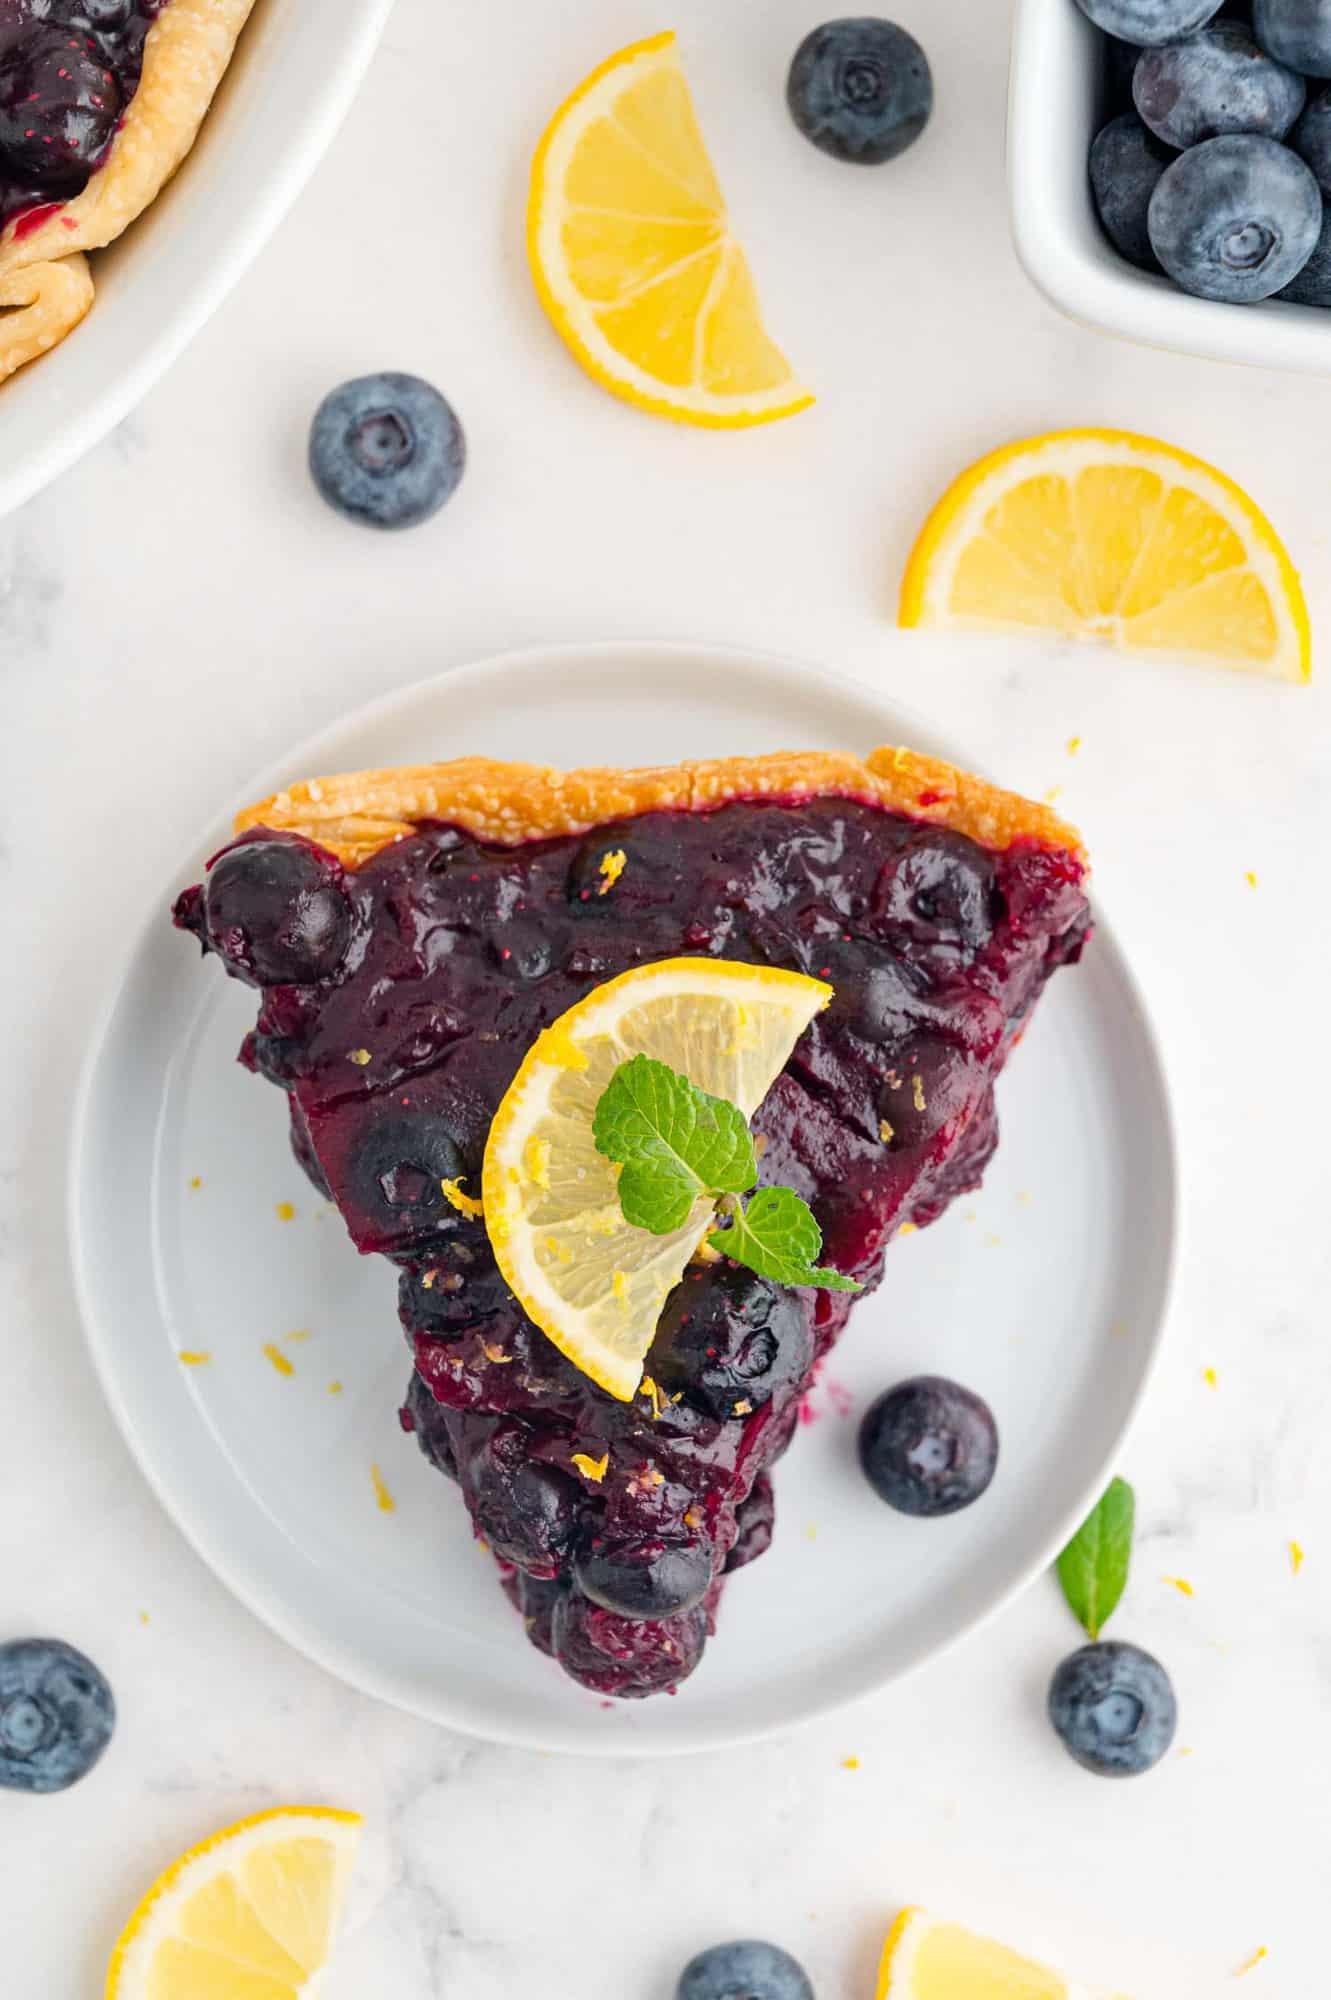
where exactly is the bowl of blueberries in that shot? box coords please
[1009,0,1331,369]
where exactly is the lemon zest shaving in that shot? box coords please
[441,1176,485,1219]
[177,1350,211,1366]
[571,1451,609,1483]
[597,848,627,894]
[1290,1539,1305,1575]
[1203,1366,1218,1389]
[275,1201,296,1222]
[1163,1575,1194,1597]
[1235,1947,1268,1977]
[480,1341,513,1365]
[640,1374,665,1419]
[262,1342,294,1378]
[348,1047,372,1066]
[371,1464,396,1513]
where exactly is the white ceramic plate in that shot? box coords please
[0,0,394,518]
[71,644,1177,1756]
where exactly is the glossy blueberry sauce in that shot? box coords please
[0,2,167,233]
[175,795,1090,1698]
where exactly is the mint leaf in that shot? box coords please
[593,1055,757,1237]
[708,1185,861,1292]
[1055,1476,1135,1640]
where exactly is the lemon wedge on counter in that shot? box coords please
[899,428,1309,680]
[528,30,813,427]
[482,956,830,1401]
[106,1807,361,2000]
[878,1908,1131,2000]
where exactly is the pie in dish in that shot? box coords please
[0,0,256,386]
[174,746,1092,1699]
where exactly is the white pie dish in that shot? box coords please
[0,0,394,520]
[70,641,1178,1756]
[1009,0,1331,373]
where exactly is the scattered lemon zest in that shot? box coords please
[842,1756,860,1770]
[1066,735,1082,754]
[421,1269,438,1290]
[640,1374,666,1419]
[138,1610,150,1626]
[187,1176,202,1191]
[1204,1366,1218,1389]
[911,1074,926,1113]
[984,1232,1003,1248]
[597,848,627,894]
[898,1221,918,1237]
[328,1380,344,1395]
[572,1450,609,1483]
[441,1176,485,1219]
[1235,1947,1268,1977]
[1245,871,1259,890]
[262,1342,294,1377]
[371,1464,396,1513]
[636,1465,666,1490]
[285,1327,312,1345]
[275,1201,296,1222]
[733,1397,754,1416]
[481,1340,514,1365]
[878,1119,895,1144]
[1163,1575,1194,1597]
[525,1137,552,1190]
[348,1047,372,1066]
[683,1505,703,1530]
[1290,1539,1306,1575]
[1044,785,1063,805]
[1177,1745,1195,1757]
[805,1522,818,1541]
[177,1350,211,1367]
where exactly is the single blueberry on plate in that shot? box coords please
[1073,0,1223,44]
[1134,23,1305,148]
[1048,1640,1177,1776]
[858,1374,998,1516]
[1291,87,1331,187]
[678,1940,815,2000]
[1148,133,1321,300]
[0,1638,116,1794]
[787,18,932,165]
[309,372,465,530]
[1254,0,1331,77]
[1279,202,1331,295]
[1091,115,1175,270]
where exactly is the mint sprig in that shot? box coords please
[593,1055,860,1294]
[1055,1476,1135,1640]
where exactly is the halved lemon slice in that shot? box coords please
[528,30,813,428]
[106,1807,362,2000]
[482,957,831,1401]
[878,1908,1129,2000]
[899,428,1310,681]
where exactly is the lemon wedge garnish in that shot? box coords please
[878,1907,1131,2000]
[899,428,1309,681]
[106,1807,361,2000]
[527,30,813,428]
[482,957,830,1401]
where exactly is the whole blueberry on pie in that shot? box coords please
[175,745,1091,1699]
[0,0,257,385]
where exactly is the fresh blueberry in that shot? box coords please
[1090,116,1175,271]
[725,1472,775,1573]
[787,19,932,165]
[1148,133,1322,300]
[465,1425,581,1574]
[677,1941,815,2000]
[308,372,465,531]
[400,1372,460,1482]
[1133,23,1305,149]
[872,830,998,970]
[201,834,352,987]
[1278,201,1331,294]
[1048,1641,1177,1776]
[0,1639,115,1794]
[1073,0,1223,42]
[344,1107,466,1242]
[1291,86,1331,186]
[1254,0,1331,75]
[858,1375,998,1517]
[652,1267,813,1421]
[574,1536,713,1620]
[0,24,122,194]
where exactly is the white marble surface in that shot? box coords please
[2,0,1330,1991]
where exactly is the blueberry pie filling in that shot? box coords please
[175,748,1091,1699]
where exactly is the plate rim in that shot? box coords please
[68,639,1180,1757]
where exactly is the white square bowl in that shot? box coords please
[0,0,395,518]
[1009,0,1331,373]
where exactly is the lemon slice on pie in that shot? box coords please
[528,30,813,428]
[106,1807,361,2000]
[483,957,831,1401]
[899,428,1310,681]
[878,1908,1130,2000]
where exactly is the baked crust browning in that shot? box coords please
[0,0,257,385]
[235,746,1087,868]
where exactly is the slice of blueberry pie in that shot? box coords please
[0,0,255,384]
[174,746,1091,1699]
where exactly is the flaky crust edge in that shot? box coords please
[0,0,257,386]
[234,748,1087,869]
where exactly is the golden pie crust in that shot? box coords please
[0,0,257,386]
[235,747,1087,870]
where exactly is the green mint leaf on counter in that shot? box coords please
[708,1185,861,1293]
[593,1054,757,1235]
[593,1056,859,1294]
[1055,1476,1135,1640]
